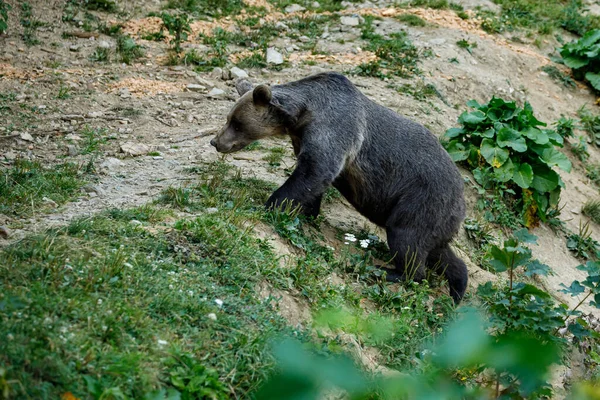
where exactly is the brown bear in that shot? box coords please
[210,72,468,303]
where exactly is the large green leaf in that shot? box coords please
[522,127,549,145]
[561,53,590,69]
[512,163,534,188]
[444,127,465,139]
[540,147,572,172]
[445,140,469,162]
[586,71,600,91]
[459,110,487,125]
[493,157,514,182]
[480,138,509,168]
[578,29,600,49]
[531,166,559,193]
[497,127,527,152]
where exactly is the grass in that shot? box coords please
[80,126,108,155]
[0,159,86,216]
[0,160,455,398]
[116,35,144,64]
[20,2,43,46]
[165,0,245,18]
[583,200,600,224]
[486,0,600,36]
[353,16,420,79]
[396,13,427,27]
[566,221,600,260]
[456,39,477,54]
[90,47,110,62]
[541,65,576,88]
[578,105,600,147]
[262,147,286,169]
[586,163,600,187]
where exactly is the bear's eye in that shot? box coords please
[231,120,242,132]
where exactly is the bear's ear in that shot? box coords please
[253,84,272,106]
[235,79,254,96]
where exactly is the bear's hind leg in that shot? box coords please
[384,226,428,283]
[427,245,468,304]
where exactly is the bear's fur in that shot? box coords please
[211,72,468,303]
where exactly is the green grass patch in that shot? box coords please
[0,159,86,216]
[396,13,427,26]
[1,160,457,398]
[583,199,600,225]
[353,16,420,79]
[487,0,600,36]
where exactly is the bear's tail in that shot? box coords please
[427,245,468,304]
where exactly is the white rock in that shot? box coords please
[341,16,360,26]
[207,313,217,321]
[87,111,104,118]
[207,88,226,98]
[285,3,305,13]
[187,83,206,92]
[100,157,125,171]
[312,1,320,7]
[266,47,284,65]
[230,66,248,79]
[299,35,311,43]
[19,132,34,142]
[120,142,150,156]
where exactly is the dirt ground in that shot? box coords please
[2,0,600,393]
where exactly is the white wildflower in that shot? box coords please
[207,313,217,321]
[215,299,224,307]
[344,233,357,242]
[188,290,194,296]
[359,239,369,248]
[157,339,168,346]
[97,298,103,305]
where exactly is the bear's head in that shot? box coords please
[210,80,290,153]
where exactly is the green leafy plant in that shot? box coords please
[570,135,590,161]
[0,0,10,34]
[542,65,576,88]
[20,2,42,46]
[443,97,571,227]
[560,30,600,93]
[161,12,192,53]
[583,199,600,225]
[578,105,600,146]
[567,221,600,261]
[257,309,561,399]
[561,260,600,321]
[355,16,420,79]
[554,115,577,138]
[457,38,477,54]
[116,35,144,64]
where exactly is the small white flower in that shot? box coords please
[7,333,14,341]
[344,233,357,242]
[97,299,103,305]
[207,313,217,321]
[169,284,174,289]
[215,299,224,307]
[359,239,369,248]
[344,242,349,245]
[326,245,335,251]
[188,290,194,296]
[157,339,168,346]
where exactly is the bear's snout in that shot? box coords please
[210,138,217,148]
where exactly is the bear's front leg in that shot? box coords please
[266,190,322,218]
[265,150,340,218]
